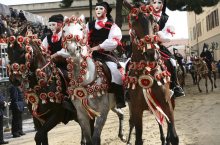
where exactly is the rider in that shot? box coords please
[42,14,70,69]
[200,43,213,71]
[151,0,185,97]
[173,48,184,74]
[87,1,126,108]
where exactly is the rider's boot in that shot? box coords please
[171,67,185,97]
[111,83,126,108]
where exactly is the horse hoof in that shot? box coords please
[118,134,127,143]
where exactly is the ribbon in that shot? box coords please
[97,20,105,28]
[166,28,175,37]
[52,34,59,43]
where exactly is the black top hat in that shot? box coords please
[95,2,113,22]
[95,2,112,14]
[49,14,64,23]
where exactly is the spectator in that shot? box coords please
[9,85,25,138]
[9,8,17,19]
[18,10,27,22]
[0,92,8,144]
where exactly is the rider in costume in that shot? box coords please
[151,0,185,97]
[200,43,213,71]
[87,1,126,108]
[173,48,185,74]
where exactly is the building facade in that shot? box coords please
[10,0,130,35]
[187,2,220,61]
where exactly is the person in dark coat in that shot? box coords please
[0,93,8,144]
[9,85,25,138]
[173,48,184,74]
[200,43,213,71]
[18,10,27,21]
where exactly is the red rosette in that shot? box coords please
[17,35,24,43]
[74,87,87,100]
[39,93,47,101]
[161,71,167,77]
[38,79,46,86]
[28,93,38,104]
[138,39,145,47]
[131,77,137,84]
[81,61,87,68]
[69,80,76,86]
[19,64,26,73]
[140,5,148,13]
[35,69,41,76]
[67,87,74,95]
[77,76,84,83]
[24,37,30,45]
[138,75,154,89]
[67,63,74,71]
[11,63,19,71]
[155,73,162,80]
[74,35,80,42]
[39,71,47,78]
[94,85,101,92]
[48,92,55,99]
[25,53,31,60]
[66,34,73,41]
[64,17,70,24]
[9,36,16,43]
[148,5,154,12]
[56,86,62,92]
[56,80,61,86]
[25,45,32,52]
[80,69,86,75]
[87,87,94,94]
[68,72,73,79]
[131,8,139,16]
[37,39,42,45]
[145,35,151,43]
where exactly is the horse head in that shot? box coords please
[62,15,88,58]
[123,0,160,63]
[7,34,47,88]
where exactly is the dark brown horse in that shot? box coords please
[123,1,178,145]
[6,33,79,145]
[193,57,217,93]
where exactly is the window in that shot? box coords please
[206,9,219,31]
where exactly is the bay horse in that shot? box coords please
[6,28,79,145]
[193,57,217,93]
[123,1,179,145]
[62,15,126,145]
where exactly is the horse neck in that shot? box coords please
[73,56,96,86]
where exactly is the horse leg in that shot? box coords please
[111,108,126,142]
[213,72,217,88]
[197,76,202,92]
[126,116,134,145]
[208,73,214,92]
[157,121,165,145]
[34,113,61,145]
[92,109,109,145]
[132,109,144,145]
[205,76,208,93]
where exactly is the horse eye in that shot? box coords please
[63,30,65,34]
[80,28,83,31]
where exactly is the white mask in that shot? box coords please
[152,0,163,13]
[95,6,106,19]
[48,22,58,34]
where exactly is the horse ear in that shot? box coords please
[123,0,133,11]
[78,15,85,23]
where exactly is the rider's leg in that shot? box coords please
[106,62,126,108]
[170,58,185,97]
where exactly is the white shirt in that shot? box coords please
[86,18,122,51]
